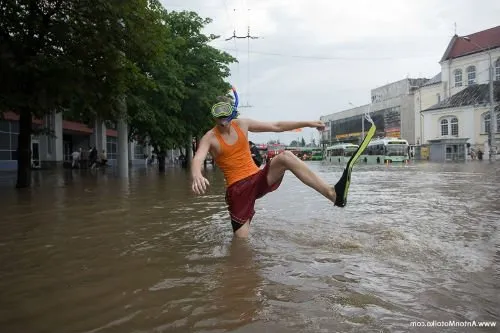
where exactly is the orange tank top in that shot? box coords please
[213,122,260,187]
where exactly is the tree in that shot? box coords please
[168,11,235,169]
[128,10,236,171]
[127,12,185,171]
[1,0,167,188]
[301,137,306,147]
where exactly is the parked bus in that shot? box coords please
[323,143,359,165]
[361,137,409,163]
[311,148,323,161]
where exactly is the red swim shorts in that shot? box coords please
[225,161,283,226]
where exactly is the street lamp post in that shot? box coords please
[461,36,496,160]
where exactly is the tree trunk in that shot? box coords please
[16,109,32,189]
[185,134,193,169]
[192,137,197,156]
[157,149,166,172]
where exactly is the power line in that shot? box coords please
[224,25,260,41]
[224,7,260,108]
[221,0,240,87]
[218,47,437,61]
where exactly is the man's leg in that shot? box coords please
[267,151,336,202]
[232,220,250,238]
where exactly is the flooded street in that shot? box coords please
[0,161,498,333]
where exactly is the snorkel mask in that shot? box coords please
[211,86,239,126]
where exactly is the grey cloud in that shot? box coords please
[161,0,500,144]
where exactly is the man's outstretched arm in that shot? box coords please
[241,118,325,133]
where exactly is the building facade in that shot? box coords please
[320,24,500,162]
[320,78,427,146]
[0,111,153,170]
[319,104,372,145]
[371,78,428,144]
[414,73,442,145]
[419,25,500,160]
[421,83,500,155]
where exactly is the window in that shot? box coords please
[0,120,19,160]
[495,58,500,81]
[440,117,459,137]
[450,117,458,136]
[440,119,448,136]
[367,144,386,156]
[106,136,117,160]
[437,93,441,103]
[134,143,146,159]
[466,66,476,85]
[482,111,500,133]
[454,69,462,87]
[445,144,465,161]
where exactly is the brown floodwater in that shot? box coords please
[0,161,498,333]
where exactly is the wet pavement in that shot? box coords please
[0,161,498,332]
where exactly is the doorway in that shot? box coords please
[31,139,41,168]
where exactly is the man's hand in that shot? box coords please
[309,121,326,131]
[192,174,210,195]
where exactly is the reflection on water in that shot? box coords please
[0,161,499,333]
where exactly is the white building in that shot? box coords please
[320,78,427,146]
[414,73,442,145]
[419,25,500,160]
[371,78,428,144]
[0,112,163,171]
[319,104,371,145]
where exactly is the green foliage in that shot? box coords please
[1,0,236,185]
[128,10,237,152]
[1,0,173,187]
[0,0,166,117]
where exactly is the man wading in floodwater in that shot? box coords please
[191,93,375,238]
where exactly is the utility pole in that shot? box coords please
[488,55,496,160]
[225,19,259,108]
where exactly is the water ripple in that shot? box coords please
[0,162,498,332]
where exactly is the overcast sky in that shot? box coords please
[160,0,500,144]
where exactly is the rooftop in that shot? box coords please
[441,25,500,62]
[422,81,500,112]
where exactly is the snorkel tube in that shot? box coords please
[228,86,239,121]
[232,86,239,109]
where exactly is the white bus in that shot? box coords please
[361,137,409,164]
[323,143,359,164]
